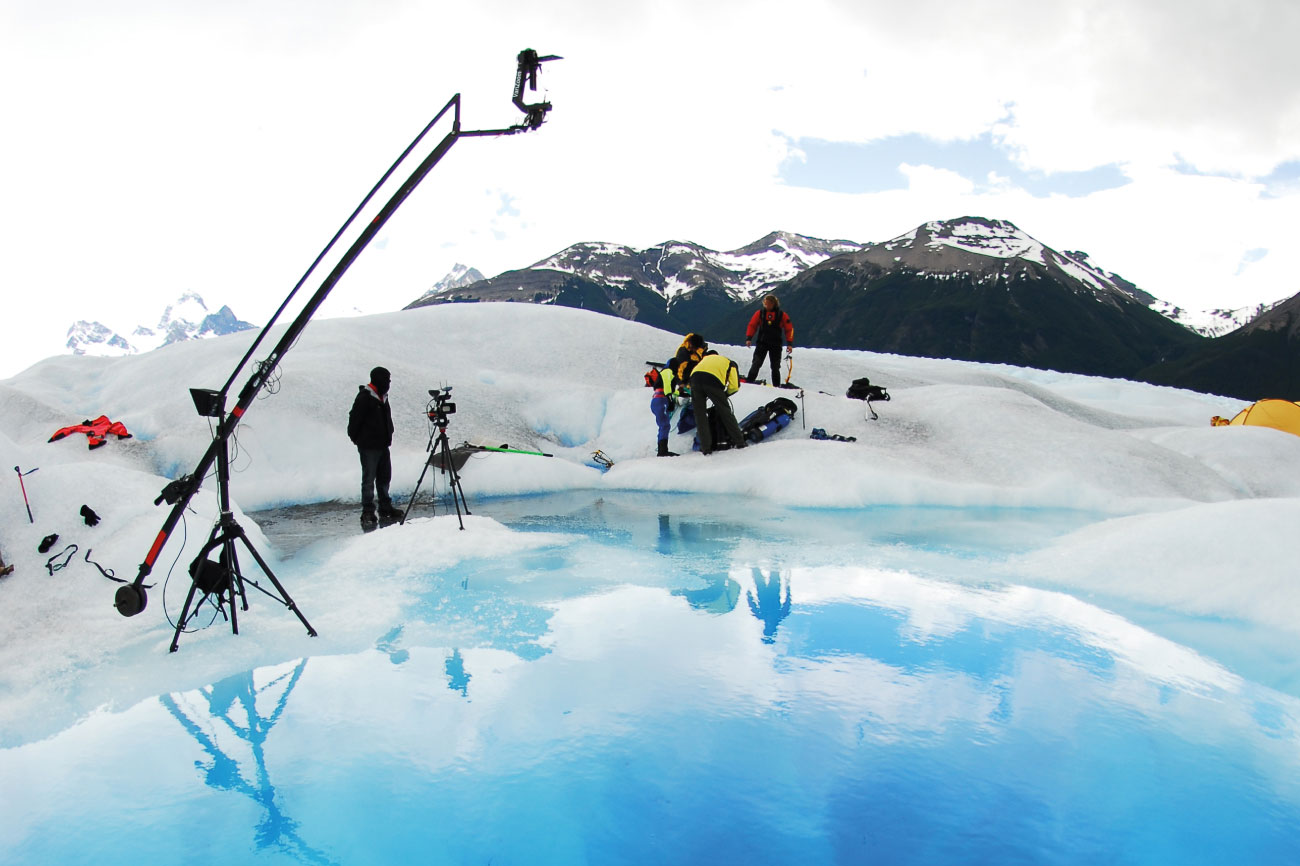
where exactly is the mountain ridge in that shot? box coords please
[407,216,1297,397]
[66,291,255,357]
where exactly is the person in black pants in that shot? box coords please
[744,294,794,384]
[348,366,400,528]
[689,351,746,455]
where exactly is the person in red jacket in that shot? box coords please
[744,294,794,384]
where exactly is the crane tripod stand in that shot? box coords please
[163,410,317,652]
[400,388,470,530]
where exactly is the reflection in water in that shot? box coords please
[376,625,410,665]
[747,568,792,644]
[446,648,472,697]
[17,494,1284,864]
[672,573,742,615]
[160,661,335,865]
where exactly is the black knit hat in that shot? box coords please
[370,366,391,385]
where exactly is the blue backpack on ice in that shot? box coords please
[692,397,798,451]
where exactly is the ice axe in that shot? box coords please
[13,465,38,523]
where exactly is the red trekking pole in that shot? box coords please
[13,465,37,523]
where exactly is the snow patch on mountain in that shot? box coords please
[407,232,866,313]
[875,218,1126,300]
[1153,299,1284,338]
[926,218,1046,262]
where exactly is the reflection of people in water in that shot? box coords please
[672,574,742,614]
[446,648,471,697]
[747,568,792,643]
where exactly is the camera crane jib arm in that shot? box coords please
[114,49,560,621]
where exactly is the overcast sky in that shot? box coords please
[3,0,1298,378]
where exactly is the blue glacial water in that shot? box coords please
[3,493,1299,865]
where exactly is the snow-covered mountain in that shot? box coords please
[66,292,255,357]
[772,216,1207,379]
[64,321,134,356]
[533,231,864,303]
[406,231,864,311]
[407,222,1271,341]
[429,263,486,295]
[863,219,1285,338]
[859,217,1154,307]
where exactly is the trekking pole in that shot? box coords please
[13,465,37,523]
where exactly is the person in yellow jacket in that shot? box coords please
[671,333,707,387]
[688,350,747,455]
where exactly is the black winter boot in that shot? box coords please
[657,439,678,457]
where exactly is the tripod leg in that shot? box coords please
[451,474,471,519]
[223,536,249,623]
[169,580,203,653]
[231,543,250,612]
[435,433,467,529]
[401,454,436,525]
[236,535,318,638]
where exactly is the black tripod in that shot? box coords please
[167,419,317,652]
[401,390,470,530]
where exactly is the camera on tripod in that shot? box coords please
[427,387,456,425]
[405,385,470,529]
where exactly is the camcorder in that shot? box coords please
[427,387,456,424]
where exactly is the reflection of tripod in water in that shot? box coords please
[160,661,337,864]
[401,388,470,529]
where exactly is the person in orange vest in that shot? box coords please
[744,294,794,384]
[644,366,678,457]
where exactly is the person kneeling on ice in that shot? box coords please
[668,333,707,433]
[689,350,746,455]
[347,366,402,528]
[645,366,679,457]
[672,333,708,383]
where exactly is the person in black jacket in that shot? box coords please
[348,366,399,528]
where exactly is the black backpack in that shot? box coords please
[846,377,889,402]
[846,377,890,420]
[739,397,798,431]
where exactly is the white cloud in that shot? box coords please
[2,0,1299,378]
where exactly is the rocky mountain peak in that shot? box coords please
[65,292,254,357]
[431,264,486,293]
[882,216,1043,260]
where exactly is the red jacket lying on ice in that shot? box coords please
[49,415,133,450]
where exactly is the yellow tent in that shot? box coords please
[1221,399,1300,437]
